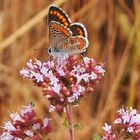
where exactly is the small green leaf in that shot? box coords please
[92,135,101,140]
[62,119,68,127]
[73,123,81,129]
[73,100,80,105]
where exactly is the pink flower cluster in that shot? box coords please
[0,103,51,140]
[114,107,140,139]
[102,107,140,140]
[102,123,117,140]
[20,55,105,112]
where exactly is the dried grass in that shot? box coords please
[0,0,140,139]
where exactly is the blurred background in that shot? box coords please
[0,0,140,139]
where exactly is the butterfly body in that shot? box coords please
[48,5,89,56]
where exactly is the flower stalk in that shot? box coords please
[66,105,75,140]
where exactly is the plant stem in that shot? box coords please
[66,105,75,140]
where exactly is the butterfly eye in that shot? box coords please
[48,48,52,54]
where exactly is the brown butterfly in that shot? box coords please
[48,5,89,56]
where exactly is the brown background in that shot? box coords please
[0,0,140,139]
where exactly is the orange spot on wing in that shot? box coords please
[59,15,63,19]
[64,22,68,26]
[81,40,85,48]
[50,10,53,14]
[50,23,71,36]
[54,11,57,14]
[79,30,83,36]
[62,18,66,22]
[76,38,84,49]
[57,12,60,16]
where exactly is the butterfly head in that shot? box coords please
[48,47,57,56]
[47,46,69,57]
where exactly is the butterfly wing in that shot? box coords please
[69,23,88,54]
[70,23,88,38]
[48,6,89,56]
[48,6,72,50]
[49,21,72,49]
[57,36,89,54]
[48,5,71,27]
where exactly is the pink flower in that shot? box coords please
[0,103,51,140]
[43,118,49,128]
[32,123,41,130]
[102,107,140,140]
[3,121,16,132]
[102,123,117,140]
[49,105,56,112]
[24,130,34,138]
[114,107,140,138]
[95,65,105,76]
[10,113,22,122]
[103,123,112,133]
[20,55,105,112]
[0,132,22,140]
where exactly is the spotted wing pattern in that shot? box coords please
[49,21,72,49]
[57,36,88,54]
[48,5,89,56]
[70,23,88,38]
[48,5,71,27]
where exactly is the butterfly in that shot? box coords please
[48,5,89,56]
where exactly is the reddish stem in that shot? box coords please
[66,105,75,140]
